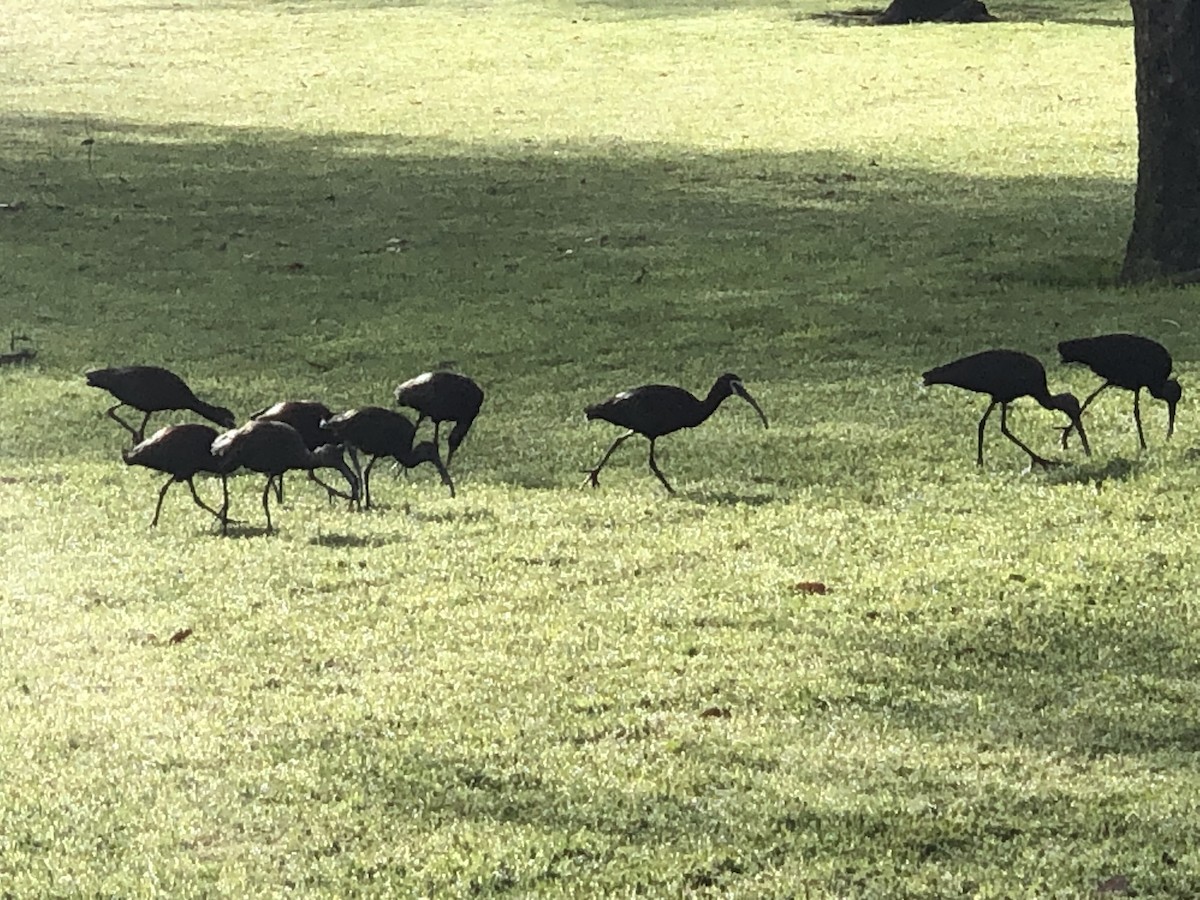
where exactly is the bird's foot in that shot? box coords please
[1028,454,1064,470]
[582,469,601,488]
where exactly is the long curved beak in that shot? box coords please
[413,441,456,498]
[734,385,769,429]
[1072,415,1091,456]
[1168,400,1178,439]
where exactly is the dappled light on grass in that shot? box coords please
[4,0,1198,895]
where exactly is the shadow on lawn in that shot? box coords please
[0,111,1168,485]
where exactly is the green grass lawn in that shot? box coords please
[5,0,1200,896]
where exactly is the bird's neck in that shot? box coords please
[695,382,728,424]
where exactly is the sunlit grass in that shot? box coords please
[5,0,1200,896]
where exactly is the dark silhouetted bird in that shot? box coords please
[86,365,235,444]
[393,371,484,464]
[584,372,769,493]
[210,419,345,533]
[122,423,229,528]
[923,349,1090,468]
[251,400,359,503]
[321,406,454,508]
[1057,333,1181,450]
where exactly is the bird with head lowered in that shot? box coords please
[923,348,1090,468]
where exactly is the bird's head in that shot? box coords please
[1152,378,1182,437]
[211,406,237,429]
[311,443,347,469]
[1050,392,1090,456]
[718,373,769,429]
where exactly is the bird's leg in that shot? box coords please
[308,470,355,504]
[1061,383,1108,448]
[105,404,140,441]
[261,477,275,533]
[975,401,997,467]
[1000,403,1058,468]
[363,456,380,509]
[348,447,364,510]
[186,476,226,522]
[150,476,174,527]
[274,473,285,505]
[584,432,633,487]
[135,410,153,445]
[219,474,231,535]
[1133,388,1147,451]
[646,438,675,494]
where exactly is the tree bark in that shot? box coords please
[1121,1,1200,283]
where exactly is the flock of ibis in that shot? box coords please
[87,331,1181,533]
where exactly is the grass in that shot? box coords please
[4,0,1200,895]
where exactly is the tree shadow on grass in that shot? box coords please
[0,111,1168,492]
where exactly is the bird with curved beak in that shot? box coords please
[584,372,768,493]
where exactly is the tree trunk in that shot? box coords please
[875,0,993,24]
[1121,1,1200,284]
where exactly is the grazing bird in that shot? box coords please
[122,423,229,528]
[210,419,345,534]
[922,349,1090,468]
[251,400,359,503]
[86,365,235,444]
[1057,333,1181,450]
[392,371,484,465]
[321,406,454,508]
[584,372,769,493]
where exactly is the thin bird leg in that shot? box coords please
[274,473,285,504]
[261,477,275,533]
[308,470,356,504]
[105,404,140,440]
[976,401,997,467]
[136,410,153,445]
[1132,388,1147,451]
[646,438,675,494]
[362,456,381,509]
[1060,382,1109,448]
[219,474,231,535]
[150,476,175,527]
[185,476,226,522]
[584,431,634,487]
[999,403,1057,468]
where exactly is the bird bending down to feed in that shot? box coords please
[210,419,346,534]
[583,372,769,493]
[922,348,1090,468]
[1057,333,1181,450]
[321,407,455,508]
[393,371,484,465]
[123,423,230,528]
[250,400,359,504]
[86,365,236,445]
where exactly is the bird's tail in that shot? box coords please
[583,403,605,421]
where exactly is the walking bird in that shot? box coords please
[321,406,455,508]
[123,423,229,528]
[86,365,235,444]
[210,419,345,533]
[583,372,768,493]
[251,400,359,503]
[1057,333,1181,450]
[922,349,1090,468]
[393,371,484,465]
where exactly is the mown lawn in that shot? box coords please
[4,0,1200,896]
